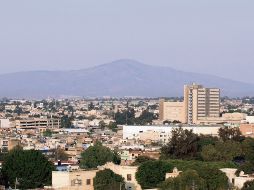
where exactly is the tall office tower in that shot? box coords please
[184,83,220,124]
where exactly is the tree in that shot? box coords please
[114,109,135,125]
[136,161,173,189]
[242,180,254,190]
[43,129,53,137]
[197,135,218,152]
[197,167,228,190]
[201,144,220,162]
[159,169,206,190]
[218,127,244,142]
[201,141,242,161]
[242,138,254,161]
[88,102,95,111]
[93,169,125,190]
[80,143,120,169]
[61,115,73,128]
[99,121,106,130]
[132,156,155,166]
[108,122,118,132]
[48,148,69,161]
[2,147,55,189]
[161,128,199,159]
[135,109,155,125]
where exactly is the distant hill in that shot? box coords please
[0,59,253,98]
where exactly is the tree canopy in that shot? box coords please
[135,160,173,189]
[159,169,206,190]
[93,169,125,190]
[80,143,120,169]
[161,128,199,159]
[2,147,55,189]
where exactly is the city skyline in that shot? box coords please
[0,0,254,83]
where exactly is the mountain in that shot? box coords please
[0,59,253,98]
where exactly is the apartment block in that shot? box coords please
[184,83,220,124]
[159,83,220,124]
[15,118,61,129]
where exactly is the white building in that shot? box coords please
[0,119,11,128]
[123,125,221,143]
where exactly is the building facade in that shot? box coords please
[159,83,220,124]
[184,83,220,124]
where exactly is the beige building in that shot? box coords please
[51,162,141,190]
[51,169,97,190]
[15,118,60,129]
[159,100,185,123]
[0,138,20,152]
[184,83,220,124]
[159,83,220,124]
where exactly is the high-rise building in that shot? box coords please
[184,83,220,124]
[159,83,220,124]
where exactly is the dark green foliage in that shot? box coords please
[107,122,118,132]
[114,109,135,125]
[2,147,55,189]
[242,180,254,190]
[93,169,125,190]
[158,160,231,190]
[197,135,218,151]
[161,128,199,159]
[201,140,242,161]
[88,102,95,111]
[165,159,237,172]
[236,161,254,176]
[61,115,73,128]
[135,161,173,189]
[80,143,120,169]
[98,121,106,130]
[218,127,244,142]
[135,109,156,125]
[197,167,228,190]
[43,129,53,137]
[159,169,206,190]
[132,156,156,166]
[114,108,156,125]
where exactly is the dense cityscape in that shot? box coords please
[1,0,254,189]
[0,84,254,189]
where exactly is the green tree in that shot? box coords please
[114,109,135,125]
[132,156,155,166]
[242,138,254,161]
[197,167,228,190]
[61,115,73,128]
[93,169,125,190]
[80,143,120,169]
[201,141,242,161]
[159,169,206,190]
[135,109,155,125]
[108,122,118,132]
[136,161,173,189]
[43,129,53,137]
[218,127,244,142]
[161,128,199,159]
[88,102,95,111]
[99,121,106,130]
[2,147,55,189]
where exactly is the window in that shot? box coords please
[86,179,91,185]
[127,174,132,181]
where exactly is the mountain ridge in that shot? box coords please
[0,59,253,98]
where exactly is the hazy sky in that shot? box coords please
[0,0,254,83]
